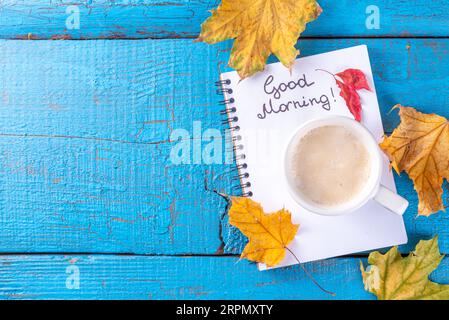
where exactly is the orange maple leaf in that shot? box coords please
[228,196,299,267]
[380,105,449,216]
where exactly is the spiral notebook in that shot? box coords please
[219,45,407,269]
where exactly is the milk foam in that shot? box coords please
[291,125,371,207]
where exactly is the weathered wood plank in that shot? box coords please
[0,254,448,299]
[0,39,447,254]
[0,40,229,254]
[0,0,447,39]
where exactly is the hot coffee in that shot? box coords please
[290,125,372,207]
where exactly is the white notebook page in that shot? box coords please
[220,45,407,269]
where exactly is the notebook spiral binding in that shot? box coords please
[216,79,253,198]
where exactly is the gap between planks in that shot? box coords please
[0,252,377,258]
[5,36,449,41]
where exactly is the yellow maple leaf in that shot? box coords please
[380,105,449,216]
[228,196,299,267]
[196,0,322,79]
[360,236,449,300]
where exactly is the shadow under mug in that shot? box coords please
[283,116,409,216]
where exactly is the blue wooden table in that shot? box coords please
[0,0,448,299]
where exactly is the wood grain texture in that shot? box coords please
[0,0,447,39]
[0,254,448,299]
[0,39,447,255]
[0,40,229,254]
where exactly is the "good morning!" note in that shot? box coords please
[257,72,337,120]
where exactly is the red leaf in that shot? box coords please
[336,80,362,122]
[336,69,371,91]
[332,68,371,122]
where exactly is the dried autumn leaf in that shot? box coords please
[197,0,322,79]
[336,69,370,91]
[336,80,362,122]
[228,196,299,267]
[360,236,449,300]
[380,105,449,216]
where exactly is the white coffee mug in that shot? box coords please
[283,116,409,216]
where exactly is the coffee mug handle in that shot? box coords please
[374,185,409,215]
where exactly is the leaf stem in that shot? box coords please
[285,247,336,296]
[315,68,338,81]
